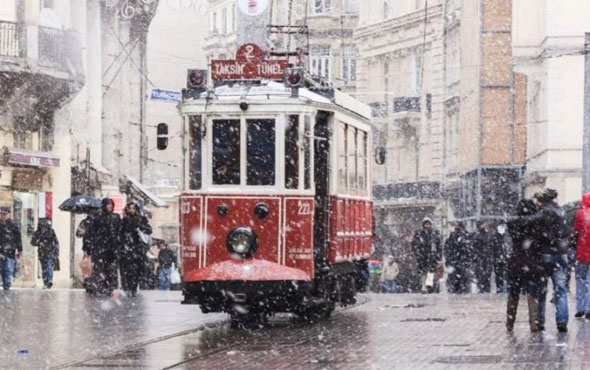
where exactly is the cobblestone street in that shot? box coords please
[2,290,590,369]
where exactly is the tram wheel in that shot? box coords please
[229,311,267,330]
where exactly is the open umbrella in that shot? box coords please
[58,195,101,213]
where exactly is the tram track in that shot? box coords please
[51,296,369,369]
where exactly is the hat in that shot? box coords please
[535,188,558,203]
[0,207,11,214]
[422,217,433,225]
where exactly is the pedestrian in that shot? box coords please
[518,188,569,332]
[472,221,493,293]
[157,241,176,290]
[119,202,152,297]
[444,222,473,294]
[84,198,122,296]
[31,218,59,289]
[506,199,544,332]
[411,217,442,294]
[573,193,590,319]
[0,207,22,291]
[380,255,399,293]
[491,223,510,293]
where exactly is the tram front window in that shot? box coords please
[212,120,241,185]
[247,119,275,186]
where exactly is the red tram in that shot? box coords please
[173,44,374,323]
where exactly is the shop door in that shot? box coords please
[13,192,38,287]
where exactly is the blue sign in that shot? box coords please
[150,89,181,102]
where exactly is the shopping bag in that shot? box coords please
[170,264,181,284]
[425,272,435,288]
[79,258,92,279]
[137,228,153,247]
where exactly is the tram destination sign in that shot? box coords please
[211,43,288,81]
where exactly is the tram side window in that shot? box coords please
[189,116,202,189]
[304,116,311,190]
[247,119,275,186]
[337,123,347,192]
[212,120,241,185]
[285,115,299,189]
[348,127,358,194]
[358,132,368,195]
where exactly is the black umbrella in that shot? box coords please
[58,195,101,213]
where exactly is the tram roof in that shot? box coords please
[182,81,372,121]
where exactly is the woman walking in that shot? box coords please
[31,218,59,289]
[120,202,152,296]
[506,199,544,332]
[573,193,590,319]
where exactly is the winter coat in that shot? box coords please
[120,214,152,263]
[0,219,22,259]
[158,247,176,269]
[411,228,442,273]
[31,226,59,262]
[380,256,399,282]
[444,229,472,271]
[574,193,590,263]
[472,230,493,274]
[507,199,544,281]
[86,208,121,263]
[518,201,568,255]
[490,231,510,267]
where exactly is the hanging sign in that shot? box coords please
[211,43,288,81]
[237,0,269,16]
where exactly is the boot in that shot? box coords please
[527,295,540,333]
[506,294,518,332]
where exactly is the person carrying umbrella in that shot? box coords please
[119,202,152,296]
[31,218,60,289]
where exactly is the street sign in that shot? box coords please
[150,89,181,102]
[211,44,288,81]
[237,0,269,16]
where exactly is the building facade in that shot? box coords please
[512,0,590,205]
[355,0,446,250]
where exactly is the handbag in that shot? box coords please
[137,228,153,247]
[425,272,435,288]
[170,263,181,284]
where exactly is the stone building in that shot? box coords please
[443,0,526,225]
[512,0,590,205]
[354,0,446,248]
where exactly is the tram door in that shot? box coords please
[313,111,330,264]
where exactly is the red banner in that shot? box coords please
[211,43,288,81]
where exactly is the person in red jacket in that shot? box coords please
[573,193,590,319]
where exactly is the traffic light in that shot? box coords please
[157,123,168,151]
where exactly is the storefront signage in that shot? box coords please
[150,89,181,102]
[4,147,60,168]
[211,44,288,81]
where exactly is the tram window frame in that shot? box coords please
[212,119,241,185]
[285,115,299,190]
[304,116,312,190]
[246,119,276,186]
[189,115,202,190]
[348,126,358,194]
[358,131,368,196]
[337,122,348,193]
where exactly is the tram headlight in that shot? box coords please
[227,227,258,257]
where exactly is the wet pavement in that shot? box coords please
[2,290,590,369]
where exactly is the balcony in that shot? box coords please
[0,20,84,123]
[392,96,421,129]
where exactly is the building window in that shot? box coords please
[232,5,236,31]
[13,117,33,150]
[311,0,331,15]
[342,46,356,83]
[222,8,227,34]
[310,46,331,79]
[415,0,424,9]
[383,0,393,19]
[342,0,359,13]
[412,51,422,95]
[40,0,55,9]
[212,12,218,34]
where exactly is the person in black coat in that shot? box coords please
[472,221,493,293]
[444,222,473,294]
[31,218,59,289]
[0,207,22,290]
[506,198,544,332]
[490,224,510,293]
[119,202,152,296]
[85,198,122,296]
[411,217,442,293]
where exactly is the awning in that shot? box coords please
[4,147,60,168]
[124,175,168,208]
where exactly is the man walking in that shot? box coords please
[573,193,590,319]
[0,207,22,290]
[473,221,493,293]
[491,223,510,293]
[411,217,442,294]
[444,222,473,294]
